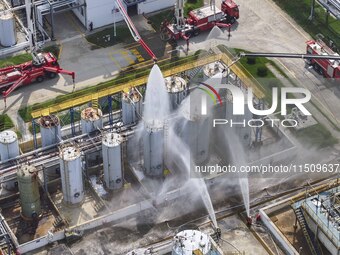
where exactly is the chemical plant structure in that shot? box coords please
[0,45,313,254]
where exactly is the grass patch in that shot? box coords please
[18,106,34,123]
[148,9,174,32]
[0,54,32,68]
[86,25,134,48]
[294,123,338,148]
[272,0,340,48]
[184,0,205,15]
[0,45,61,68]
[0,114,14,131]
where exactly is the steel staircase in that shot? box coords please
[294,207,323,255]
[188,66,203,80]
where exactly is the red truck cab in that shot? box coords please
[222,0,239,20]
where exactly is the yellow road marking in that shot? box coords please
[109,52,121,68]
[57,41,63,59]
[66,13,85,37]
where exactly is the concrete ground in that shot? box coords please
[185,0,340,138]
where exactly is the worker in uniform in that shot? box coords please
[89,21,93,31]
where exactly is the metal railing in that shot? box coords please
[302,201,340,248]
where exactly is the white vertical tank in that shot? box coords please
[0,130,20,162]
[59,146,84,204]
[126,249,149,255]
[143,121,164,178]
[122,88,142,125]
[172,230,212,255]
[102,132,123,190]
[164,76,188,110]
[181,113,211,165]
[81,107,103,134]
[0,11,17,47]
[203,61,224,78]
[39,115,61,147]
[225,91,252,147]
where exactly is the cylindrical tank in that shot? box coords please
[225,91,252,147]
[203,61,224,78]
[143,121,164,178]
[102,132,123,190]
[0,130,20,189]
[81,107,103,134]
[172,230,212,255]
[164,76,188,110]
[126,249,150,255]
[0,130,19,162]
[59,146,84,204]
[122,88,142,125]
[0,12,17,47]
[17,164,41,219]
[179,107,211,165]
[39,115,61,147]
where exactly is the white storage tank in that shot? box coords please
[0,11,17,47]
[143,121,164,178]
[172,230,212,255]
[179,104,211,165]
[126,249,150,255]
[17,164,41,219]
[0,130,20,162]
[39,115,61,147]
[81,107,103,134]
[102,132,123,190]
[164,76,188,110]
[122,88,142,125]
[59,146,84,205]
[225,90,252,147]
[203,61,224,78]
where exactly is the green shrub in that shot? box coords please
[246,57,256,65]
[257,66,268,77]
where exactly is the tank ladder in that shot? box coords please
[91,98,99,110]
[294,207,323,255]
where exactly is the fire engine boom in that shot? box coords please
[161,0,239,42]
[1,52,75,106]
[115,0,157,61]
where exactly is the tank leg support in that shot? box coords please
[108,95,113,129]
[70,108,76,137]
[32,119,38,150]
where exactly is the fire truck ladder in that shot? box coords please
[115,0,157,61]
[294,206,323,255]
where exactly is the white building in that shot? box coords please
[72,0,176,30]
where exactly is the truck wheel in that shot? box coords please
[36,76,45,83]
[47,72,57,79]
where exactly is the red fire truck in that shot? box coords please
[306,39,340,79]
[161,0,239,41]
[0,52,75,105]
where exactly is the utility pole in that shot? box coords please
[25,0,34,52]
